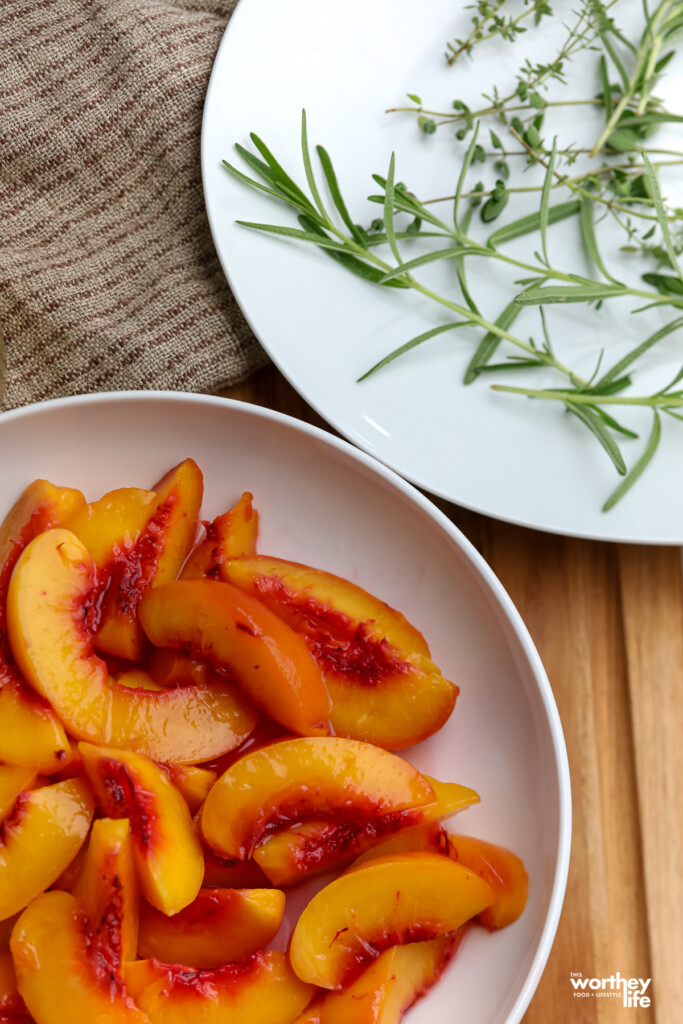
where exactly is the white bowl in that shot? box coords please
[0,391,570,1024]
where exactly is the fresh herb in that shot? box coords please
[225,0,683,510]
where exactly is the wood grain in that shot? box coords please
[218,365,679,1023]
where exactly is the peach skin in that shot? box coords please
[289,852,494,989]
[79,744,203,916]
[200,737,435,861]
[138,580,329,736]
[0,779,94,921]
[7,528,258,763]
[320,933,461,1024]
[221,556,457,749]
[72,818,139,963]
[180,492,259,580]
[10,890,149,1024]
[252,777,478,886]
[0,766,37,822]
[138,888,285,969]
[448,834,529,930]
[0,480,83,773]
[123,952,316,1024]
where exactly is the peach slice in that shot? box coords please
[66,460,203,660]
[72,818,139,962]
[221,557,457,749]
[138,888,285,969]
[7,528,257,763]
[289,852,494,989]
[161,765,216,814]
[201,852,272,890]
[351,828,529,930]
[321,933,461,1024]
[123,952,315,1024]
[79,744,203,916]
[10,890,149,1024]
[139,580,329,736]
[181,493,259,580]
[200,737,435,861]
[448,834,529,930]
[252,777,478,886]
[0,481,83,773]
[0,952,26,1015]
[0,779,93,921]
[0,767,37,822]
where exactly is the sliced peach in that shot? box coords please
[66,461,203,660]
[0,680,71,775]
[221,557,457,749]
[139,580,329,735]
[123,952,315,1024]
[0,481,83,773]
[160,765,216,814]
[321,933,461,1024]
[0,779,93,921]
[0,767,37,822]
[51,846,87,892]
[289,852,494,989]
[0,952,26,1015]
[201,852,272,890]
[72,818,139,962]
[181,493,259,580]
[448,834,529,929]
[7,529,257,763]
[10,890,149,1023]
[351,828,529,929]
[138,888,285,968]
[253,777,478,886]
[200,737,435,861]
[79,744,203,915]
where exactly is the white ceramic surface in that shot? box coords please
[0,391,570,1024]
[202,0,683,543]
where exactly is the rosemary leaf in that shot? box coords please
[539,138,557,265]
[297,215,410,288]
[316,144,366,245]
[515,282,627,305]
[379,246,475,283]
[300,110,329,222]
[642,154,683,284]
[579,196,622,284]
[565,401,627,475]
[464,300,522,383]
[487,201,580,247]
[383,153,403,266]
[602,411,661,510]
[358,322,468,381]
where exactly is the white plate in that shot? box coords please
[1,392,570,1024]
[202,0,683,543]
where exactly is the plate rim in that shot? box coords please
[0,388,572,1023]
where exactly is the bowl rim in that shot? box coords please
[0,389,571,1022]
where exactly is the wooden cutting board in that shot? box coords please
[220,365,683,1024]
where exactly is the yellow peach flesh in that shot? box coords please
[7,529,257,763]
[200,737,435,860]
[79,744,203,916]
[0,779,94,921]
[289,852,494,989]
[11,890,149,1023]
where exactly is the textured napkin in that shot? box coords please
[0,0,268,412]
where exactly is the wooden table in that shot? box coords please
[221,364,683,1024]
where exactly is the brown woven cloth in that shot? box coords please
[0,0,268,411]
